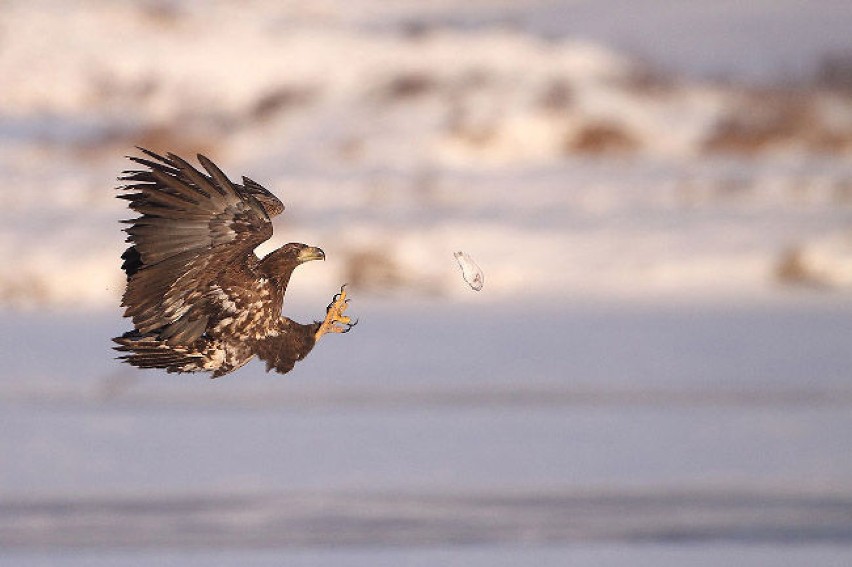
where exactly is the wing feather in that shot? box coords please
[197,154,240,197]
[118,149,283,343]
[241,176,285,218]
[166,152,229,203]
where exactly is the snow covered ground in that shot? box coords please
[1,1,852,565]
[1,0,851,307]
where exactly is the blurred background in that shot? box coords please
[1,1,851,565]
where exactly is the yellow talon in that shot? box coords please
[315,285,357,341]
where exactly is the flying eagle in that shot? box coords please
[113,148,356,377]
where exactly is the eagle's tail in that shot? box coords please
[112,330,210,374]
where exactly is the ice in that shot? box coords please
[2,299,852,561]
[4,546,852,567]
[453,250,484,291]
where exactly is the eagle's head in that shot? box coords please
[260,243,325,282]
[274,243,325,264]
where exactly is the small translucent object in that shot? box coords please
[453,251,484,291]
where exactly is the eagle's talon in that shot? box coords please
[329,285,347,305]
[315,286,356,341]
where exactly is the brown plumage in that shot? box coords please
[113,148,356,377]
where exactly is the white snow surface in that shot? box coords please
[0,1,851,308]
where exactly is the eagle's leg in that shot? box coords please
[315,284,358,341]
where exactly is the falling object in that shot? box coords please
[453,251,484,291]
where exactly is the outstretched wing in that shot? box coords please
[118,148,284,344]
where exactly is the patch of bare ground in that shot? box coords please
[342,247,443,295]
[704,90,852,155]
[445,110,497,149]
[124,123,221,157]
[564,121,640,155]
[136,0,185,27]
[249,85,317,122]
[71,77,317,160]
[774,243,852,290]
[536,79,575,113]
[613,64,677,97]
[816,51,852,91]
[0,276,52,309]
[71,122,222,162]
[379,72,440,102]
[775,247,824,288]
[342,248,407,292]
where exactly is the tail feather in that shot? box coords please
[113,330,208,374]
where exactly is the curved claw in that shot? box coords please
[317,284,356,340]
[328,284,351,311]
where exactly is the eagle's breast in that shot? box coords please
[208,274,282,343]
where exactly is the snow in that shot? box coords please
[1,0,851,308]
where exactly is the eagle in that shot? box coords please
[112,148,356,377]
